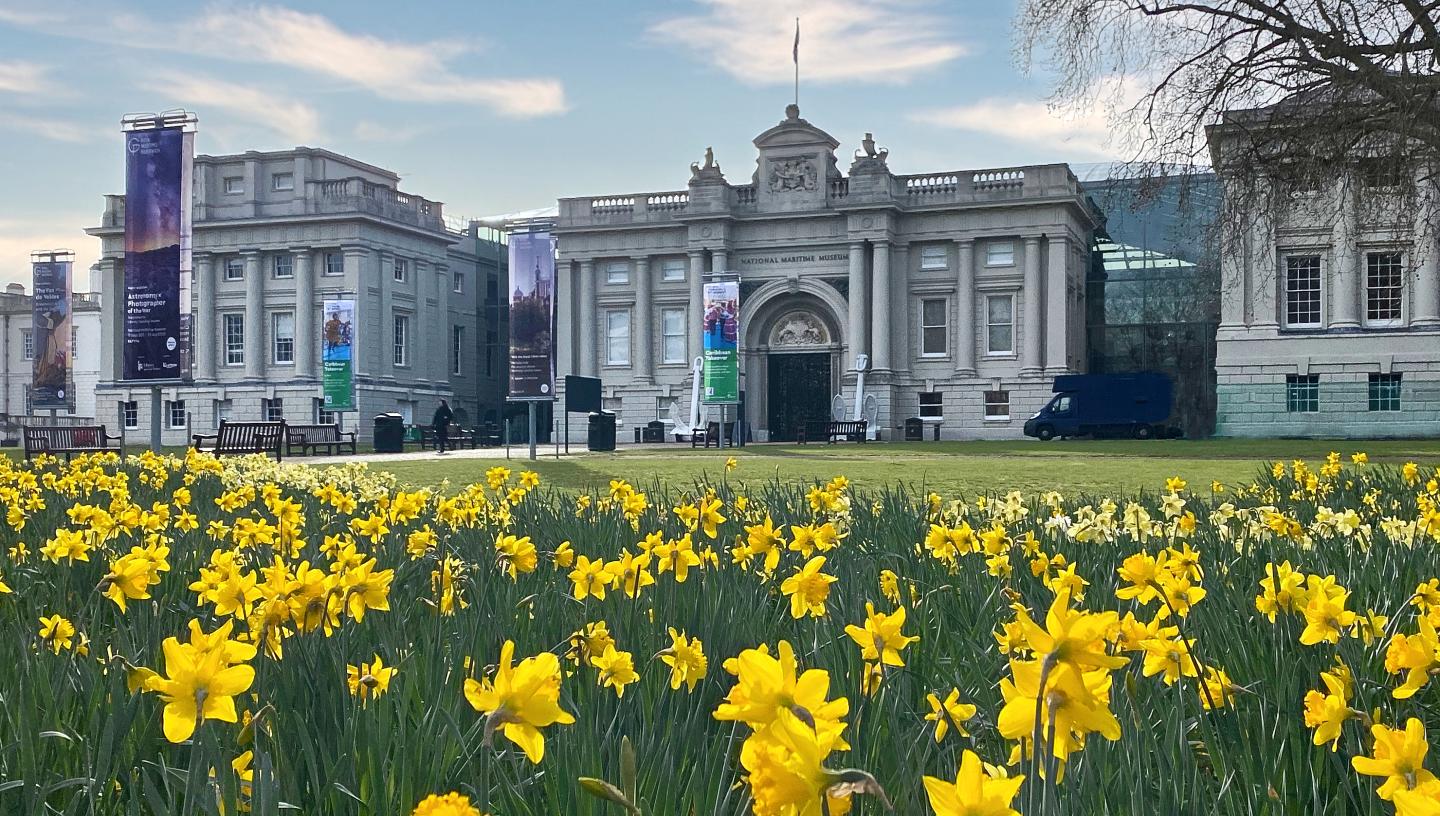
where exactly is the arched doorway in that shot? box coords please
[765,311,834,441]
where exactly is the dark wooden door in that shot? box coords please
[767,353,831,442]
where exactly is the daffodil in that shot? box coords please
[347,654,397,705]
[591,645,639,698]
[923,749,1024,816]
[463,640,574,764]
[925,688,977,743]
[844,603,918,667]
[779,556,837,619]
[1353,718,1438,801]
[411,791,483,816]
[147,619,257,743]
[38,613,76,653]
[660,628,707,692]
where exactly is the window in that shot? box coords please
[920,298,947,356]
[214,399,233,426]
[21,329,33,361]
[661,308,686,364]
[263,398,284,422]
[919,391,943,419]
[920,245,948,270]
[605,309,630,365]
[605,262,629,285]
[272,255,293,279]
[1359,158,1404,190]
[167,400,186,429]
[272,312,295,364]
[323,252,344,277]
[453,271,465,293]
[1366,252,1404,325]
[223,314,245,366]
[1369,373,1402,412]
[393,314,410,366]
[1286,374,1319,413]
[314,398,336,425]
[452,325,464,376]
[1284,255,1322,328]
[122,401,138,429]
[985,242,1015,266]
[986,295,1014,354]
[661,259,686,282]
[224,258,244,281]
[983,391,1010,420]
[223,177,243,195]
[485,329,496,376]
[393,258,409,283]
[271,172,294,192]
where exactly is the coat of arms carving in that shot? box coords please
[768,158,818,192]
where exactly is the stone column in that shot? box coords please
[1021,237,1042,374]
[377,252,394,378]
[99,258,122,382]
[1044,235,1069,374]
[871,240,892,371]
[1250,205,1279,329]
[1331,176,1360,328]
[890,243,910,374]
[954,239,976,373]
[430,263,449,383]
[1413,169,1440,327]
[633,255,653,383]
[556,260,574,376]
[688,251,706,363]
[712,248,729,272]
[293,250,315,380]
[578,260,596,377]
[243,251,264,380]
[194,253,217,381]
[847,242,867,369]
[343,246,373,376]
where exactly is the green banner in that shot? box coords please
[321,299,355,411]
[702,280,739,404]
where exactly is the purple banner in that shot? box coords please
[31,259,71,408]
[123,126,192,380]
[507,232,556,400]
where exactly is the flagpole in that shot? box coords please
[793,17,800,108]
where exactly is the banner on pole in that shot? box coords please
[321,299,356,412]
[122,125,192,381]
[31,258,72,409]
[507,231,556,401]
[702,280,740,404]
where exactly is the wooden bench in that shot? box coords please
[412,424,479,450]
[192,421,286,460]
[285,423,357,457]
[23,425,122,461]
[799,420,867,444]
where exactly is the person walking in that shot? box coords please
[432,399,454,455]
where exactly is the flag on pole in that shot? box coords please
[793,18,800,64]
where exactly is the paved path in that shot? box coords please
[305,443,599,466]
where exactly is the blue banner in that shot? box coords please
[507,232,556,400]
[123,126,191,380]
[31,260,71,408]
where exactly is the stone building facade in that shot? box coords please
[1208,111,1440,437]
[554,105,1099,441]
[87,147,500,444]
[0,282,103,425]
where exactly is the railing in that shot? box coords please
[734,185,757,205]
[645,192,688,212]
[973,169,1026,191]
[904,174,961,197]
[309,178,446,231]
[591,197,635,215]
[829,178,849,198]
[73,292,102,308]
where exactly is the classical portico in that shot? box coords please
[553,105,1098,442]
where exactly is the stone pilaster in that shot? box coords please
[633,255,653,383]
[871,240,891,371]
[1044,235,1069,374]
[194,253,216,381]
[1021,237,1042,374]
[847,241,867,370]
[293,250,315,380]
[243,251,263,380]
[688,251,705,363]
[578,260,596,377]
[1331,175,1360,328]
[954,239,976,374]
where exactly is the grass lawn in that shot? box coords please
[367,437,1440,496]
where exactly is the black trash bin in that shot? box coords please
[587,411,616,452]
[904,417,924,441]
[373,413,405,453]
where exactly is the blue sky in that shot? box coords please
[0,0,1123,286]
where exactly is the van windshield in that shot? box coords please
[1049,394,1072,414]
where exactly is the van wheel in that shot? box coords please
[1133,424,1154,440]
[1036,425,1056,441]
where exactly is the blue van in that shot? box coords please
[1023,372,1175,441]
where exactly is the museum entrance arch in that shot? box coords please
[742,286,845,441]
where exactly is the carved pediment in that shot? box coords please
[770,311,830,347]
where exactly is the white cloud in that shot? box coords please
[0,60,60,96]
[353,120,422,143]
[141,73,322,145]
[0,113,96,144]
[185,6,567,118]
[909,80,1144,160]
[650,0,965,86]
[0,215,102,290]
